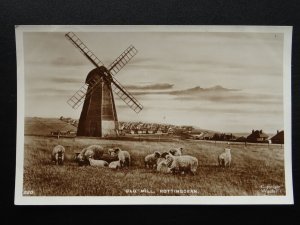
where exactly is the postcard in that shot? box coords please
[15,25,293,205]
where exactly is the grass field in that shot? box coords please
[23,135,285,196]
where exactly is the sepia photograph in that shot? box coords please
[14,25,293,205]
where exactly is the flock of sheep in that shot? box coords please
[51,144,232,175]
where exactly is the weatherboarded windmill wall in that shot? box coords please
[77,68,118,137]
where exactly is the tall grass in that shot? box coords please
[23,136,285,196]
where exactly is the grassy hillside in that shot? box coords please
[25,117,77,136]
[23,136,285,196]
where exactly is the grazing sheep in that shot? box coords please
[101,152,118,163]
[165,154,198,175]
[107,148,115,155]
[110,147,131,168]
[156,152,170,166]
[144,151,161,169]
[51,145,65,165]
[169,147,183,156]
[88,157,108,167]
[77,145,104,165]
[218,148,231,167]
[109,160,121,169]
[157,159,171,174]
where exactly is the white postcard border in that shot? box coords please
[15,25,293,205]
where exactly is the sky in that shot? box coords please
[22,30,284,133]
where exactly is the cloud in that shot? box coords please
[131,85,238,95]
[50,56,87,66]
[28,87,74,96]
[48,77,83,84]
[174,92,282,105]
[169,85,239,95]
[128,85,282,106]
[26,56,88,67]
[124,83,174,90]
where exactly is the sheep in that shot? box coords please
[88,157,108,167]
[156,152,170,166]
[51,145,65,165]
[218,148,232,167]
[76,145,104,165]
[156,159,171,174]
[144,151,161,169]
[107,148,115,156]
[169,147,183,156]
[110,147,130,168]
[109,160,121,169]
[101,152,118,164]
[165,154,198,175]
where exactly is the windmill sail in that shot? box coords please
[67,75,102,109]
[110,76,143,113]
[65,32,104,68]
[108,45,138,76]
[65,32,143,114]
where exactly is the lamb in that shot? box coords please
[110,147,131,168]
[51,145,65,165]
[165,154,198,175]
[109,160,121,169]
[218,148,231,167]
[144,151,161,169]
[169,147,183,156]
[77,145,104,165]
[156,159,171,174]
[88,157,108,167]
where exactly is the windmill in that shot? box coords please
[65,32,143,137]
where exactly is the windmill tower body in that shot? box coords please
[65,32,142,138]
[77,68,119,137]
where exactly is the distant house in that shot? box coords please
[271,130,284,144]
[247,130,269,143]
[236,136,247,142]
[156,128,163,134]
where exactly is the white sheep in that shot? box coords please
[109,160,121,169]
[157,159,171,174]
[165,154,198,175]
[156,152,170,166]
[107,148,115,156]
[110,147,130,168]
[144,151,161,169]
[51,145,65,165]
[169,147,183,156]
[88,157,108,167]
[218,148,231,167]
[77,145,104,165]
